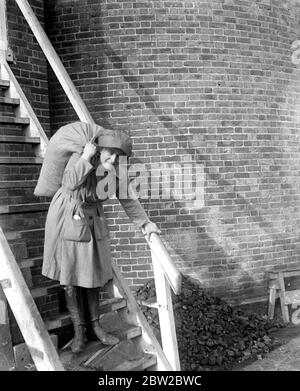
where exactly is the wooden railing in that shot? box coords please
[144,233,181,369]
[12,0,182,370]
[0,227,64,370]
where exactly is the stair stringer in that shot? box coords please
[111,261,174,371]
[0,60,48,157]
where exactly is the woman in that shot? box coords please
[42,129,160,353]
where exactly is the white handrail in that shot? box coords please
[147,233,182,295]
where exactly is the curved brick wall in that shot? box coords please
[6,0,51,133]
[8,0,300,303]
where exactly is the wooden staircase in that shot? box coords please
[0,0,181,372]
[0,63,181,370]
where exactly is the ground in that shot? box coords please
[229,300,300,371]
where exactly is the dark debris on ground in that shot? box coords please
[135,275,285,371]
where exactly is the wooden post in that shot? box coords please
[15,0,94,124]
[112,262,174,371]
[151,251,181,371]
[1,61,49,156]
[0,286,15,371]
[0,227,64,371]
[0,0,8,61]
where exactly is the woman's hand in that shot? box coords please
[82,141,98,162]
[142,221,161,242]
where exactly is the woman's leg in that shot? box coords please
[64,285,86,353]
[86,287,119,346]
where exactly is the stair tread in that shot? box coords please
[60,341,113,371]
[0,135,40,143]
[0,156,43,164]
[84,339,145,371]
[99,297,127,312]
[111,352,157,371]
[99,311,141,340]
[0,180,37,188]
[60,339,147,371]
[0,115,30,124]
[5,227,45,241]
[45,298,128,331]
[0,202,49,214]
[0,79,10,88]
[19,256,42,269]
[0,96,20,105]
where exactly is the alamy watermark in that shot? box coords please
[96,155,205,203]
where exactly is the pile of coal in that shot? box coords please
[135,275,283,371]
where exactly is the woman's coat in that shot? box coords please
[42,152,150,288]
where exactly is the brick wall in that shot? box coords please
[7,0,300,304]
[43,0,300,303]
[6,0,51,134]
[3,0,53,337]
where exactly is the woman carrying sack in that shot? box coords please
[42,126,160,353]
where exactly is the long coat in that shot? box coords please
[42,152,149,288]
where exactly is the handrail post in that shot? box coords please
[0,0,8,61]
[151,250,181,371]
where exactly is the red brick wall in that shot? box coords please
[7,0,300,304]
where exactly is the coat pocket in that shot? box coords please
[64,215,91,242]
[94,216,109,240]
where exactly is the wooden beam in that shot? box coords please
[0,286,15,371]
[146,233,182,295]
[0,226,64,371]
[15,0,94,124]
[111,261,174,371]
[1,61,49,157]
[0,0,8,53]
[152,251,181,371]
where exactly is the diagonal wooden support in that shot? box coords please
[0,286,15,371]
[151,250,181,371]
[0,226,64,371]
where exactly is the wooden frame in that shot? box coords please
[15,0,94,124]
[0,227,64,371]
[0,0,8,56]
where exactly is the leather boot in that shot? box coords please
[64,286,86,353]
[86,288,119,346]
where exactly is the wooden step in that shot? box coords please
[19,256,42,269]
[0,202,49,214]
[44,298,128,331]
[60,339,155,372]
[0,180,37,188]
[0,135,40,144]
[100,311,141,341]
[82,339,150,371]
[0,79,10,89]
[31,283,61,299]
[0,115,30,125]
[0,156,43,164]
[0,96,20,106]
[59,341,115,371]
[111,353,157,371]
[99,297,127,313]
[5,227,45,241]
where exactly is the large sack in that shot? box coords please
[34,122,103,197]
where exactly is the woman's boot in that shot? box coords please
[64,286,86,353]
[86,288,119,346]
